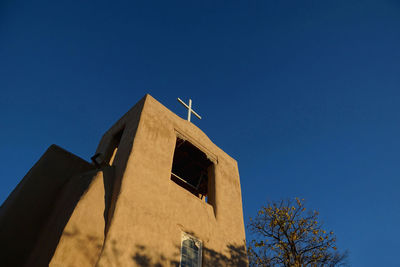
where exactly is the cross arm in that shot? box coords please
[177,98,189,109]
[191,110,202,120]
[177,98,202,120]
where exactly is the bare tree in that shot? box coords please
[247,198,348,267]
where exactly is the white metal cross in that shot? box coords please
[177,98,202,122]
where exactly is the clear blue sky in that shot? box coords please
[1,1,399,266]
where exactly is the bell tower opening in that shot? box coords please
[170,137,214,203]
[106,127,124,166]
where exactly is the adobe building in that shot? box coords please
[0,94,248,267]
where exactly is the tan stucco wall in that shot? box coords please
[48,171,106,267]
[95,95,247,266]
[0,145,93,267]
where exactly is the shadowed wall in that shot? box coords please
[0,145,93,266]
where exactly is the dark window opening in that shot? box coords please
[105,127,124,166]
[171,138,213,200]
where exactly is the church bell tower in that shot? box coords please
[0,94,248,267]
